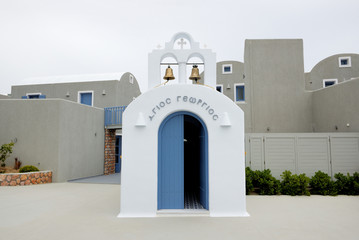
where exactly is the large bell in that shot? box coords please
[163,66,175,80]
[189,65,201,83]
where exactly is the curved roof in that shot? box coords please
[309,53,359,72]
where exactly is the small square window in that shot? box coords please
[28,94,40,99]
[216,85,223,93]
[323,79,338,88]
[78,91,94,106]
[234,84,245,102]
[24,93,46,99]
[222,64,232,74]
[339,57,351,68]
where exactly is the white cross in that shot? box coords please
[177,38,187,49]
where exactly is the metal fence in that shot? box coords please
[245,133,359,179]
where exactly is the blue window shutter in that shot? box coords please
[80,92,93,106]
[39,95,46,99]
[21,96,28,99]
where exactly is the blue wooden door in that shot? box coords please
[80,92,92,106]
[115,136,122,173]
[158,114,184,209]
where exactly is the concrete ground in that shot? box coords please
[1,182,359,240]
[68,173,121,184]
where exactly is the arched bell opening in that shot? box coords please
[187,56,204,85]
[160,56,179,85]
[158,111,209,210]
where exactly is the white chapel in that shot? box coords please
[118,32,248,217]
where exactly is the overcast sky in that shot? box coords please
[0,0,358,95]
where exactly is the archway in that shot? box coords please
[158,111,208,210]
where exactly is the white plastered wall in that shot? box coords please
[118,84,248,217]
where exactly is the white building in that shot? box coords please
[118,32,248,217]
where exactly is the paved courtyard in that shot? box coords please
[0,182,358,240]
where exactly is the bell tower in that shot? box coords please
[148,32,216,89]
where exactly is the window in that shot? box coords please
[339,56,351,68]
[234,84,245,102]
[222,64,232,74]
[129,75,134,84]
[78,91,94,106]
[22,93,46,99]
[323,79,338,88]
[216,85,223,93]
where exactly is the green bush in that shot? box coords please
[335,172,359,195]
[310,171,337,196]
[353,172,359,195]
[19,165,40,173]
[255,169,281,195]
[334,173,351,195]
[245,168,358,196]
[0,141,15,167]
[245,168,280,195]
[245,167,254,194]
[281,170,310,196]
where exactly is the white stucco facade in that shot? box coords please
[118,84,248,217]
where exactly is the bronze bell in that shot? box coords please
[189,65,201,83]
[163,66,175,80]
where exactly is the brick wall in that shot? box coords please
[104,129,116,175]
[0,171,52,186]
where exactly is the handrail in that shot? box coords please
[104,106,127,127]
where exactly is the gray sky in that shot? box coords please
[1,0,358,95]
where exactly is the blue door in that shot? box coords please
[80,92,92,106]
[158,112,208,210]
[158,114,184,209]
[115,136,122,173]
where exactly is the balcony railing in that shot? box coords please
[104,106,127,127]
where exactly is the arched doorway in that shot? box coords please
[158,111,208,210]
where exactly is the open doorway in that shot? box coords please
[158,112,208,210]
[184,115,205,209]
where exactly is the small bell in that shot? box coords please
[189,65,201,83]
[163,66,175,80]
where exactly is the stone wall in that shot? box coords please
[0,171,52,186]
[104,129,116,175]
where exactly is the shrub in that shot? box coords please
[255,169,281,195]
[281,170,310,196]
[353,172,359,195]
[334,173,351,195]
[310,171,337,195]
[0,141,15,167]
[19,165,40,173]
[335,172,359,195]
[245,167,254,194]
